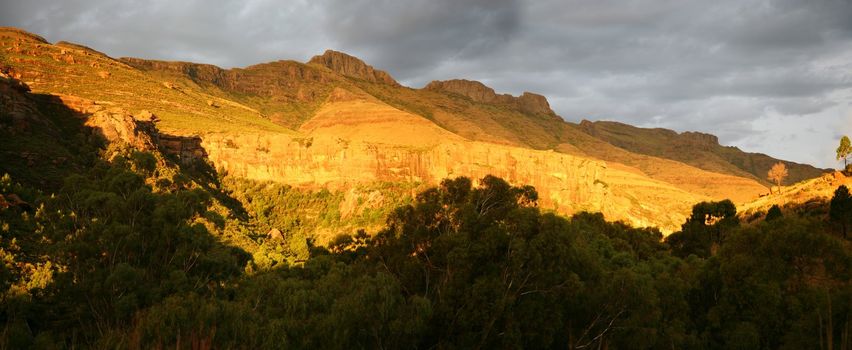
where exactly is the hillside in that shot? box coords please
[578,120,828,185]
[1,26,827,234]
[739,171,851,219]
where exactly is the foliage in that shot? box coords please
[768,162,789,193]
[765,204,783,222]
[666,199,739,258]
[830,185,852,238]
[0,159,249,347]
[838,136,851,168]
[2,169,850,349]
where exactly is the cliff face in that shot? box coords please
[308,50,398,86]
[424,79,555,115]
[121,58,333,95]
[518,92,552,115]
[200,132,695,232]
[424,79,506,103]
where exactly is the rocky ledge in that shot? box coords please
[424,79,554,115]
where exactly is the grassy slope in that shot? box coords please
[1,31,290,136]
[578,120,828,185]
[739,171,850,219]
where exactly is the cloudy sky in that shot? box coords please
[2,0,851,168]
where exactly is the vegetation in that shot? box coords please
[831,185,851,239]
[768,162,789,194]
[765,204,783,222]
[839,136,851,169]
[1,163,849,348]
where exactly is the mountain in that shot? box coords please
[0,27,829,233]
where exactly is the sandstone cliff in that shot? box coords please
[201,131,697,232]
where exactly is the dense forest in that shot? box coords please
[0,146,850,349]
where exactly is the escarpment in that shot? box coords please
[199,131,697,232]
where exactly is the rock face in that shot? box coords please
[121,58,230,86]
[680,131,720,150]
[200,131,696,232]
[308,50,398,85]
[424,79,555,115]
[84,109,159,151]
[517,92,552,115]
[424,79,505,103]
[80,106,205,165]
[158,134,206,165]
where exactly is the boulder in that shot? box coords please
[267,228,283,240]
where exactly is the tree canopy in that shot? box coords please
[1,162,850,349]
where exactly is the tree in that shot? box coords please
[837,136,851,169]
[829,185,851,238]
[767,162,788,194]
[765,205,783,222]
[666,199,739,257]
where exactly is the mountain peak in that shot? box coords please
[307,50,398,86]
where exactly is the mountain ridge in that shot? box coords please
[0,26,828,233]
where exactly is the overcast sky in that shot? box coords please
[2,0,851,168]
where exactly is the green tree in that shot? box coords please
[666,200,739,257]
[765,205,783,222]
[830,185,851,238]
[837,136,851,169]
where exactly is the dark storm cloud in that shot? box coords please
[1,0,851,167]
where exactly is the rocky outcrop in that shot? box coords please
[424,79,555,115]
[55,41,110,59]
[84,108,159,151]
[423,79,507,103]
[518,92,552,115]
[680,131,720,149]
[80,106,205,165]
[121,58,230,86]
[122,58,334,103]
[308,50,398,86]
[158,134,206,165]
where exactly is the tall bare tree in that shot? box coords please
[767,162,788,194]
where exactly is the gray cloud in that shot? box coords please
[1,0,851,168]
